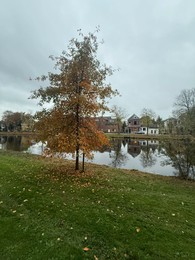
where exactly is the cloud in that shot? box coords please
[0,0,195,119]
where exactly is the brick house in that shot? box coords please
[95,116,119,133]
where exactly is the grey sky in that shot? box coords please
[0,0,195,119]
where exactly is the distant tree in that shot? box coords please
[174,88,195,114]
[140,108,156,134]
[111,105,126,133]
[156,116,164,134]
[2,111,22,131]
[30,29,119,171]
[122,120,127,133]
[173,88,195,136]
[22,113,35,131]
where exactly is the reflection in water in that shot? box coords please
[0,136,194,179]
[161,139,195,179]
[127,139,141,157]
[0,136,22,151]
[109,138,128,168]
[0,136,32,151]
[140,142,157,168]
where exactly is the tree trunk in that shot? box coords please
[75,145,79,171]
[75,85,80,171]
[82,153,85,172]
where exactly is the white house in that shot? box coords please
[139,126,159,135]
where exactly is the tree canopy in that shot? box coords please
[31,30,119,170]
[173,87,195,136]
[140,108,156,134]
[111,105,126,133]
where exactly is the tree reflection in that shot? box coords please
[109,138,127,168]
[6,136,22,151]
[161,139,195,180]
[139,140,157,168]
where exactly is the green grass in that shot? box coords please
[0,151,195,259]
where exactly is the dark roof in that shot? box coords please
[128,114,140,120]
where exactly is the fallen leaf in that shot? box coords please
[83,247,90,252]
[136,227,141,233]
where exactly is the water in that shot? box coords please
[0,135,194,179]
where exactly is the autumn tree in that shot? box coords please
[31,30,119,171]
[140,108,156,134]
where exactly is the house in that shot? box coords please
[0,121,6,132]
[126,114,159,135]
[127,139,141,157]
[139,126,159,135]
[95,116,119,133]
[127,114,141,133]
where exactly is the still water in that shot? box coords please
[0,135,194,179]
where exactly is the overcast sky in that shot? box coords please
[0,0,195,120]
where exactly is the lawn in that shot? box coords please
[0,151,194,259]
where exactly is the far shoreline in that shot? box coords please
[0,131,194,141]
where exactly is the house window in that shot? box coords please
[143,127,146,131]
[154,130,156,134]
[134,121,137,125]
[151,130,153,134]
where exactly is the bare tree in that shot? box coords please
[174,88,195,115]
[140,108,156,134]
[111,105,126,133]
[173,88,195,136]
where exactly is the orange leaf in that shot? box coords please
[83,247,90,252]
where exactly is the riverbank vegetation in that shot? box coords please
[0,151,194,259]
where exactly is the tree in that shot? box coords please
[174,88,195,114]
[173,88,195,136]
[156,116,164,134]
[31,30,119,171]
[2,110,22,131]
[22,113,35,131]
[111,105,126,134]
[140,108,156,135]
[121,120,127,133]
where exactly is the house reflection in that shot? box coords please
[0,136,7,150]
[127,139,159,168]
[127,139,141,157]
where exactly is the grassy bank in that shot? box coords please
[0,151,194,259]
